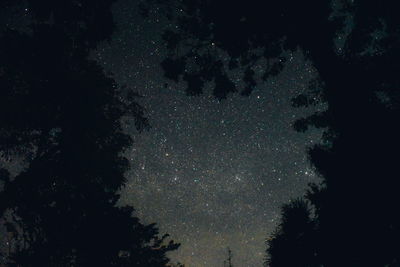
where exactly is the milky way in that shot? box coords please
[94,1,325,266]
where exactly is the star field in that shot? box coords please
[94,1,325,266]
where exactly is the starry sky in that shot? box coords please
[94,1,325,266]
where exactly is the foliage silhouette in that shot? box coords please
[266,199,318,267]
[0,1,179,266]
[146,0,400,265]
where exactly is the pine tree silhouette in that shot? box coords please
[223,247,233,267]
[266,199,318,267]
[0,1,179,266]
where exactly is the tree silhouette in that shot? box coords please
[266,199,318,267]
[223,247,233,267]
[141,0,336,99]
[0,1,179,266]
[148,0,400,265]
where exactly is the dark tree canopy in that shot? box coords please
[0,1,179,266]
[141,0,338,99]
[145,0,400,265]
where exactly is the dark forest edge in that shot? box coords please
[0,1,179,266]
[1,0,400,266]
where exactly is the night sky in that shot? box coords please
[93,1,325,266]
[3,1,400,266]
